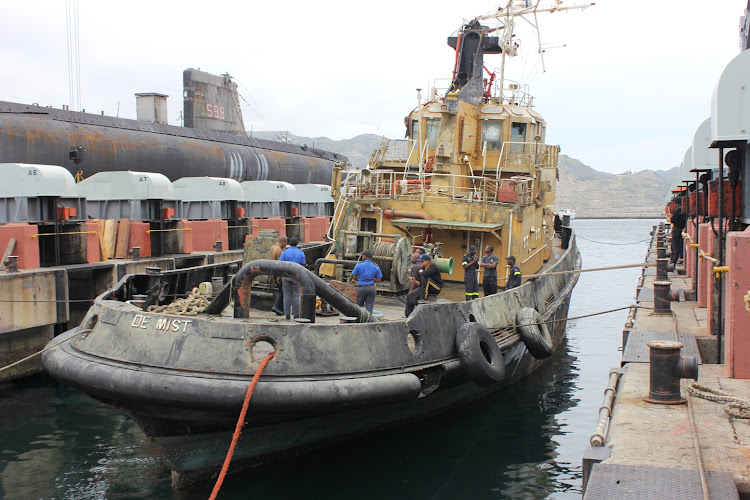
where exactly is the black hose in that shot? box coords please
[205,259,373,323]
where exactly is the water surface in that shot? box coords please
[0,219,659,499]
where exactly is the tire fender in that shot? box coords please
[455,322,505,388]
[516,307,553,360]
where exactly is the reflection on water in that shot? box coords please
[0,219,659,499]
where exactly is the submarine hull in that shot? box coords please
[0,101,343,184]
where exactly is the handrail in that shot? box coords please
[698,250,721,265]
[590,369,621,447]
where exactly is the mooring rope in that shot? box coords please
[576,235,652,246]
[687,383,750,420]
[674,310,711,500]
[517,261,655,281]
[208,351,274,500]
[0,328,92,374]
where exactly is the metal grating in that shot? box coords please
[584,463,738,499]
[637,287,654,303]
[622,331,702,364]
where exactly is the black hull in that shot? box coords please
[0,101,343,184]
[43,237,580,485]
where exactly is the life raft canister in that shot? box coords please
[516,307,553,359]
[455,322,505,387]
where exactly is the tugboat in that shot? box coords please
[43,1,587,487]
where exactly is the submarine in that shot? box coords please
[0,69,345,184]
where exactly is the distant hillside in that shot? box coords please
[556,155,669,218]
[252,132,672,218]
[251,131,385,169]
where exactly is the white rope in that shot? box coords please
[687,382,750,421]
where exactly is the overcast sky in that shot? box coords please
[1,0,746,173]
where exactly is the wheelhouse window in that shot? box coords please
[425,119,439,149]
[411,119,419,140]
[510,122,527,153]
[481,119,503,151]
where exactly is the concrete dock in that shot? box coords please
[583,224,750,499]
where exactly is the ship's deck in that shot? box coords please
[223,237,567,325]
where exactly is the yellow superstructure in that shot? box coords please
[325,14,566,291]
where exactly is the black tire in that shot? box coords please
[516,307,553,359]
[455,322,505,387]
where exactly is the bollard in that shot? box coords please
[145,266,162,299]
[656,258,669,280]
[643,340,699,404]
[657,247,667,259]
[211,276,224,296]
[561,226,571,250]
[130,293,149,310]
[653,280,673,315]
[5,255,18,272]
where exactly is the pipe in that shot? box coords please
[383,209,430,220]
[590,369,620,446]
[206,259,373,322]
[718,147,724,362]
[313,258,360,275]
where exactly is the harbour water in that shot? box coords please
[0,218,660,499]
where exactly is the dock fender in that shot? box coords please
[516,307,553,359]
[455,322,505,387]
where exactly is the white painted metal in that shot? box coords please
[681,147,693,182]
[691,118,719,170]
[240,181,296,203]
[711,49,750,144]
[172,177,242,202]
[290,184,333,204]
[79,171,174,200]
[0,163,78,197]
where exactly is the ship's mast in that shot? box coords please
[476,0,594,101]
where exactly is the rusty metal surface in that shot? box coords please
[584,463,738,500]
[0,101,346,184]
[622,331,702,364]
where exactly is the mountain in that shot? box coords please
[556,155,669,218]
[251,131,385,170]
[252,132,671,218]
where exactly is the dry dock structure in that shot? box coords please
[0,164,334,382]
[582,38,750,499]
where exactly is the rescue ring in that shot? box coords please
[516,307,553,359]
[455,322,505,387]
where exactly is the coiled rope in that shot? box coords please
[687,383,750,421]
[208,351,275,500]
[147,288,209,315]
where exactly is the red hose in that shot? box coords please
[208,351,275,500]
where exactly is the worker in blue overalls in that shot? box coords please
[351,250,383,313]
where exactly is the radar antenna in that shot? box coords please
[475,1,594,99]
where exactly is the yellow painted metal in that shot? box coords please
[329,84,560,287]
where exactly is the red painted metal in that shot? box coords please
[708,179,743,218]
[725,226,750,378]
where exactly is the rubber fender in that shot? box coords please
[516,307,553,359]
[455,322,505,388]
